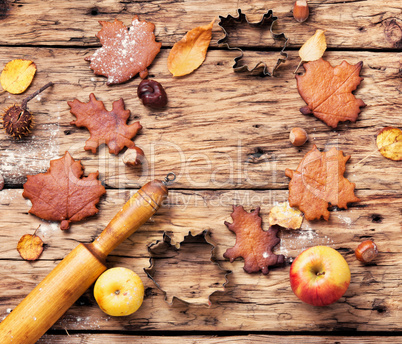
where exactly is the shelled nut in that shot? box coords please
[122,146,145,166]
[289,127,308,146]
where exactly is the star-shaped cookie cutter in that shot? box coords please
[144,230,231,307]
[218,9,288,76]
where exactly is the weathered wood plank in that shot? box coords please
[0,0,401,49]
[36,334,402,344]
[0,48,400,190]
[0,189,400,332]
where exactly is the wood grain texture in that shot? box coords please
[0,48,400,190]
[0,0,401,49]
[0,0,401,341]
[36,334,402,344]
[0,189,400,332]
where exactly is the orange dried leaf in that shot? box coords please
[224,206,285,275]
[85,16,161,85]
[17,234,43,261]
[23,151,106,230]
[268,201,303,230]
[1,59,36,94]
[68,93,142,155]
[168,19,215,77]
[296,58,365,128]
[376,127,402,161]
[285,145,360,221]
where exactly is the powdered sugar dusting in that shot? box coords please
[0,121,60,184]
[276,222,334,258]
[0,189,19,203]
[37,221,60,237]
[337,214,353,226]
[86,16,161,85]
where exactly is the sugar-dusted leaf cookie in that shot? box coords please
[224,205,285,275]
[86,16,161,85]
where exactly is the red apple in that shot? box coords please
[289,246,351,306]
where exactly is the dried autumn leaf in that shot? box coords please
[268,201,303,230]
[17,233,44,261]
[223,206,285,275]
[376,127,402,161]
[285,145,360,221]
[0,59,36,94]
[23,151,106,230]
[68,93,142,155]
[85,16,161,84]
[296,58,366,128]
[295,29,327,73]
[167,18,215,77]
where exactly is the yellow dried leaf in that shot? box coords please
[268,202,303,230]
[1,59,37,94]
[376,127,402,161]
[167,19,215,77]
[17,233,44,261]
[295,29,327,73]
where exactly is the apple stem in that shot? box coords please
[316,271,325,276]
[115,290,120,295]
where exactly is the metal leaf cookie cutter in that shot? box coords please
[218,9,289,76]
[144,230,231,306]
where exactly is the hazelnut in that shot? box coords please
[290,127,308,146]
[355,240,378,263]
[122,146,145,166]
[293,0,309,23]
[0,174,4,191]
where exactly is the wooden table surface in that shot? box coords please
[0,0,401,343]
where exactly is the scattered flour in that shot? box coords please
[0,189,19,203]
[0,120,60,184]
[337,214,353,226]
[37,221,60,237]
[276,223,334,258]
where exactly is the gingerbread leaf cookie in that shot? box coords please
[23,152,106,230]
[296,58,365,128]
[86,16,161,85]
[68,93,142,155]
[285,145,360,221]
[224,205,285,275]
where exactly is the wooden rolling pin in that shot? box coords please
[0,173,175,344]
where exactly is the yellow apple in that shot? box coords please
[94,267,144,316]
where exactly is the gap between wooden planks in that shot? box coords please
[0,0,401,49]
[0,48,400,191]
[0,188,401,332]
